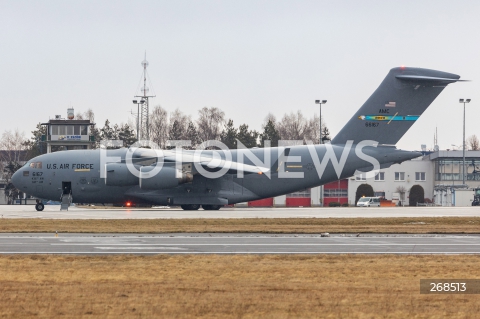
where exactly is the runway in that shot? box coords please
[1,233,480,254]
[2,205,480,219]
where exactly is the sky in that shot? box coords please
[1,0,479,151]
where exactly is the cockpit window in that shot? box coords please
[28,162,43,169]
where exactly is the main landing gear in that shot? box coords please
[180,204,222,211]
[35,200,44,212]
[202,205,221,211]
[180,204,201,211]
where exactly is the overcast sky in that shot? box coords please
[1,0,479,150]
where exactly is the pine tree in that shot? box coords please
[237,124,258,148]
[185,121,199,149]
[118,124,137,147]
[260,119,280,147]
[23,123,47,159]
[220,119,238,149]
[321,126,331,143]
[168,120,183,147]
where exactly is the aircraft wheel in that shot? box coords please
[202,205,221,211]
[181,204,200,211]
[35,203,44,211]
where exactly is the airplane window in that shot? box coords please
[30,162,36,168]
[36,162,42,169]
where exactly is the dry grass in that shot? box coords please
[1,217,480,233]
[1,255,480,318]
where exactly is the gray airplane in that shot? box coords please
[12,67,463,211]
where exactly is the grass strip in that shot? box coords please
[1,254,480,318]
[1,217,480,233]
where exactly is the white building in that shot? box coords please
[347,157,434,206]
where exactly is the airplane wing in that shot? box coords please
[128,148,270,174]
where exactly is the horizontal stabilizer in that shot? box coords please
[396,74,467,83]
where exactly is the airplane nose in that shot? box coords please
[11,169,22,188]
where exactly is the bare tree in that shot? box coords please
[197,107,225,142]
[304,113,329,143]
[0,129,27,204]
[149,105,169,149]
[0,129,27,162]
[467,135,480,151]
[84,109,95,123]
[74,108,95,123]
[276,110,311,141]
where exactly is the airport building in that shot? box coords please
[248,150,480,207]
[41,108,95,153]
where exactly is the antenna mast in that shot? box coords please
[133,52,156,141]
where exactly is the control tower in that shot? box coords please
[41,108,95,153]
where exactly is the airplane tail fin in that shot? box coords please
[331,67,463,145]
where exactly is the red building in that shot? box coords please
[323,179,348,206]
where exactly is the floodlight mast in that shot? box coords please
[315,100,327,144]
[460,98,472,185]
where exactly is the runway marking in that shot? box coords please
[48,243,480,246]
[94,246,186,250]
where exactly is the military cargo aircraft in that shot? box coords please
[11,67,463,211]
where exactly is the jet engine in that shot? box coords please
[105,163,139,186]
[139,165,193,190]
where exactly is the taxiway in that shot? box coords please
[1,205,480,219]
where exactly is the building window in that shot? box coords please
[415,172,426,181]
[375,172,385,181]
[287,188,311,198]
[51,126,59,135]
[81,125,88,135]
[394,172,405,181]
[67,125,74,135]
[324,189,348,198]
[355,173,366,181]
[59,125,66,135]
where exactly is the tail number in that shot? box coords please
[365,122,379,127]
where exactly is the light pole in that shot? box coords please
[132,99,145,141]
[315,100,327,207]
[460,98,471,185]
[315,100,327,144]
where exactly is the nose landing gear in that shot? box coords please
[35,200,44,211]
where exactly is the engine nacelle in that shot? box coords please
[139,165,193,190]
[105,163,139,186]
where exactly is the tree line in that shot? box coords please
[150,106,330,149]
